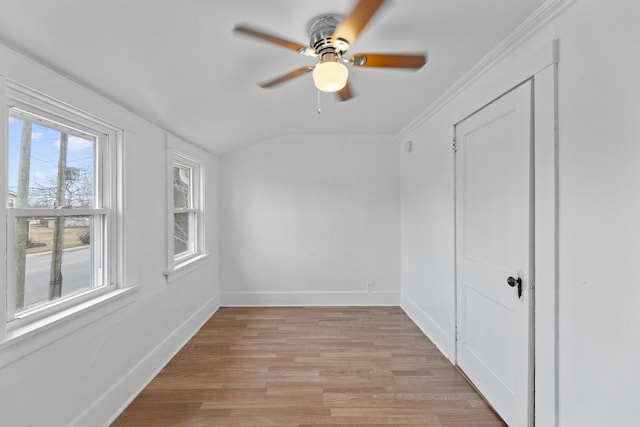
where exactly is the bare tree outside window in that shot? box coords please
[173,165,191,255]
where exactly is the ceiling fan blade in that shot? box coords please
[351,53,427,69]
[234,25,310,54]
[336,81,354,102]
[259,66,314,88]
[331,0,386,48]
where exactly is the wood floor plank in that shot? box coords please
[112,307,505,426]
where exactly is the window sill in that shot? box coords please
[164,253,210,284]
[0,286,138,369]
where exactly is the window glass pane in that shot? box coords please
[13,215,97,313]
[174,212,190,255]
[173,165,191,209]
[8,115,95,209]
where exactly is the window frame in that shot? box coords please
[1,80,125,333]
[166,149,205,277]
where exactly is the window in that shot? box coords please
[4,83,121,325]
[167,150,204,273]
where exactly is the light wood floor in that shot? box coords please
[112,306,505,426]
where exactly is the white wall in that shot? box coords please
[0,43,221,426]
[400,118,455,354]
[220,134,400,306]
[554,1,640,425]
[400,0,640,426]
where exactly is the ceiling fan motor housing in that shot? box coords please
[309,15,348,63]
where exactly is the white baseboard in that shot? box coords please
[221,291,400,307]
[70,293,221,427]
[401,294,452,361]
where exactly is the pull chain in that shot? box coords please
[317,89,322,114]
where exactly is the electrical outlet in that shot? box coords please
[367,282,374,293]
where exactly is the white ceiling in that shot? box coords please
[0,0,547,155]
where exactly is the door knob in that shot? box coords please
[507,276,523,299]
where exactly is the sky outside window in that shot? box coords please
[8,115,95,207]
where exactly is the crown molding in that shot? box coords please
[398,0,576,140]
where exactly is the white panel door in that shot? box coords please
[455,80,533,426]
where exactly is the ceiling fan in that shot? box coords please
[233,0,427,102]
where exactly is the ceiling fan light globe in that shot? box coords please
[313,61,349,92]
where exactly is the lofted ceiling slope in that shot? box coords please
[0,0,546,155]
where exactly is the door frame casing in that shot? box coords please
[450,40,559,427]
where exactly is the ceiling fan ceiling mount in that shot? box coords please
[233,0,427,102]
